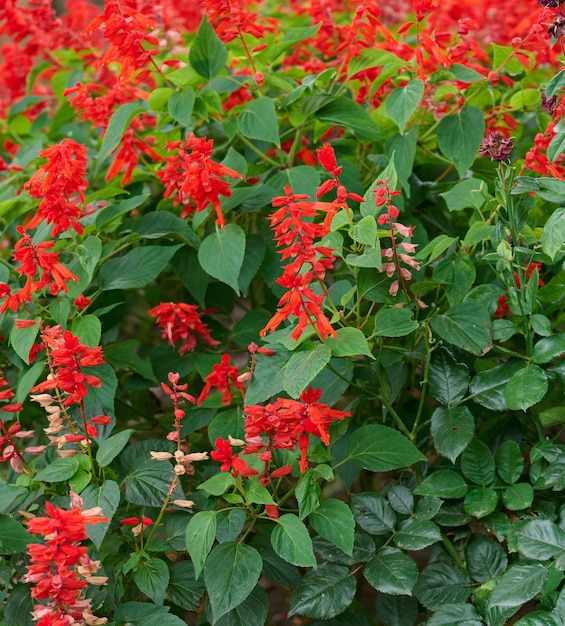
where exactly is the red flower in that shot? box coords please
[157,134,244,228]
[197,354,245,406]
[210,437,258,477]
[148,302,219,355]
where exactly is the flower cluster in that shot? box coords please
[197,354,245,406]
[158,134,245,228]
[23,139,89,237]
[204,0,265,43]
[24,496,108,625]
[479,131,515,162]
[148,302,219,355]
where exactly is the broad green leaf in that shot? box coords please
[431,406,475,463]
[469,361,524,411]
[413,470,467,499]
[349,215,378,247]
[364,547,418,595]
[289,563,356,620]
[325,327,374,359]
[385,80,424,134]
[125,460,181,507]
[394,519,441,551]
[295,470,321,520]
[427,603,483,626]
[35,457,80,483]
[133,557,169,605]
[96,429,134,467]
[95,193,151,231]
[461,440,495,486]
[386,484,414,515]
[496,440,524,484]
[430,302,492,355]
[375,593,419,626]
[0,516,33,555]
[347,424,425,471]
[548,130,565,162]
[502,483,533,510]
[168,87,194,126]
[81,480,120,549]
[114,601,171,623]
[518,519,565,560]
[99,245,182,291]
[243,346,290,405]
[433,254,476,306]
[71,314,101,347]
[204,542,262,622]
[541,207,565,261]
[463,488,498,519]
[546,68,565,98]
[283,343,332,398]
[239,97,280,146]
[0,484,32,515]
[318,97,382,141]
[514,177,565,204]
[440,178,488,211]
[103,340,156,382]
[166,561,205,611]
[216,509,246,543]
[345,248,382,269]
[351,493,396,536]
[415,234,457,263]
[374,308,419,337]
[9,318,40,365]
[186,511,217,580]
[428,348,470,407]
[198,472,236,496]
[533,335,565,364]
[414,562,471,610]
[214,586,268,626]
[488,564,548,609]
[251,534,300,589]
[309,499,355,555]
[246,476,276,506]
[504,363,548,411]
[465,535,507,583]
[198,224,246,294]
[131,211,199,247]
[271,514,316,567]
[514,612,563,626]
[97,103,146,168]
[189,16,228,78]
[4,585,34,626]
[437,106,485,177]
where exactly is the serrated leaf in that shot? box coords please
[414,562,471,610]
[518,519,565,560]
[374,308,419,337]
[533,335,565,364]
[496,440,524,484]
[428,348,470,407]
[351,493,395,536]
[502,482,533,511]
[214,586,268,626]
[504,363,548,411]
[469,361,524,411]
[125,460,181,507]
[283,343,331,398]
[189,16,227,78]
[239,97,280,147]
[488,564,548,609]
[198,472,237,496]
[309,499,355,555]
[166,561,205,611]
[463,488,498,519]
[349,215,378,247]
[541,207,565,261]
[465,535,507,583]
[427,603,483,626]
[204,542,262,622]
[430,302,492,356]
[133,557,169,605]
[35,457,80,483]
[461,440,495,486]
[440,178,488,211]
[413,470,467,499]
[364,547,418,595]
[431,406,475,463]
[198,224,246,294]
[347,424,425,471]
[289,563,356,620]
[186,511,217,580]
[271,514,316,567]
[324,327,374,359]
[318,97,382,141]
[9,318,41,365]
[376,593,418,626]
[216,509,246,543]
[394,518,441,551]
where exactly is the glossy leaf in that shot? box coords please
[414,562,471,610]
[185,511,217,580]
[271,514,317,567]
[431,406,474,462]
[166,561,205,612]
[463,488,498,518]
[309,499,355,555]
[496,440,524,484]
[82,480,120,549]
[504,363,548,411]
[214,586,268,626]
[351,493,396,535]
[96,429,134,467]
[413,470,467,499]
[465,535,508,583]
[461,440,495,486]
[428,348,470,407]
[488,564,548,609]
[393,518,441,551]
[502,482,534,510]
[364,547,418,595]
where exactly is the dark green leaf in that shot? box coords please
[289,563,356,620]
[133,557,169,605]
[95,193,151,231]
[216,509,246,543]
[166,561,205,611]
[518,519,565,560]
[97,103,146,168]
[541,207,565,261]
[347,425,425,471]
[430,302,492,356]
[198,224,246,294]
[318,98,382,141]
[386,485,414,515]
[35,457,80,483]
[4,586,34,626]
[374,308,419,337]
[204,542,262,622]
[437,106,485,177]
[502,483,533,510]
[431,406,475,463]
[9,318,40,365]
[96,429,134,467]
[546,68,565,98]
[168,87,194,126]
[239,97,280,147]
[514,612,563,626]
[186,511,217,580]
[376,593,418,626]
[496,440,524,484]
[414,562,471,610]
[81,480,120,549]
[469,361,524,411]
[463,488,498,518]
[504,363,548,411]
[189,16,228,78]
[394,518,441,551]
[309,499,355,555]
[385,80,424,134]
[533,335,565,364]
[413,470,467,499]
[461,440,495,486]
[125,460,181,507]
[244,346,291,405]
[466,535,508,583]
[488,564,548,609]
[427,603,483,626]
[283,344,332,398]
[440,178,488,212]
[364,547,418,595]
[428,348,470,407]
[295,470,321,520]
[0,515,33,555]
[271,514,316,567]
[351,493,396,535]
[214,586,268,626]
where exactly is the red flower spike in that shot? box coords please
[197,354,245,406]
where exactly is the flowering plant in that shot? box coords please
[2,0,565,624]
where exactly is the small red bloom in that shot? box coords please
[197,354,245,406]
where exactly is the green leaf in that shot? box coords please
[374,308,419,337]
[318,97,382,141]
[349,215,378,247]
[325,328,374,359]
[414,562,471,610]
[463,488,498,519]
[35,456,80,483]
[189,16,228,79]
[309,499,355,556]
[427,603,483,626]
[97,103,146,168]
[244,346,290,405]
[204,542,262,622]
[345,248,382,270]
[465,535,508,583]
[413,470,468,499]
[216,509,246,543]
[504,363,548,411]
[433,254,476,306]
[488,564,548,609]
[114,601,171,624]
[546,68,565,98]
[99,245,182,291]
[541,207,565,261]
[394,519,441,551]
[186,511,217,580]
[437,105,485,177]
[461,440,495,486]
[9,318,40,365]
[431,406,475,463]
[239,97,281,147]
[246,476,276,506]
[271,514,317,567]
[513,612,563,626]
[4,585,34,626]
[430,302,492,356]
[518,519,565,561]
[364,547,418,595]
[168,87,194,126]
[125,460,181,507]
[214,586,268,626]
[71,314,101,347]
[351,493,395,536]
[131,211,199,247]
[283,343,332,398]
[198,224,246,294]
[385,80,424,134]
[533,335,565,364]
[133,557,170,605]
[348,424,425,471]
[428,348,470,407]
[547,130,565,162]
[81,480,120,549]
[295,470,320,520]
[166,561,205,611]
[96,429,134,467]
[0,515,33,555]
[289,563,356,620]
[469,361,524,411]
[440,178,488,211]
[95,193,151,231]
[496,440,524,484]
[387,485,414,515]
[502,482,533,510]
[198,472,237,496]
[104,340,156,382]
[376,593,419,626]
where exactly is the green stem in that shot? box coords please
[235,133,282,168]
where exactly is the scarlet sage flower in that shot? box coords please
[24,499,107,625]
[203,0,264,43]
[148,302,219,355]
[197,354,245,406]
[157,134,244,228]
